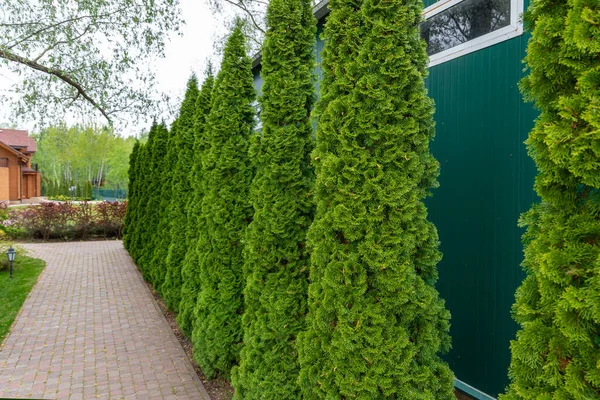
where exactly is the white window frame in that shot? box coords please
[423,0,524,67]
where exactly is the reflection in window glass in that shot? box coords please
[421,0,511,56]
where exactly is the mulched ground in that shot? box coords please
[145,283,234,400]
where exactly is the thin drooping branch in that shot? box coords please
[4,7,130,50]
[222,0,266,34]
[0,47,111,123]
[33,24,93,63]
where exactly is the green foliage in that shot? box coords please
[137,123,169,280]
[34,124,137,193]
[123,141,141,253]
[192,23,255,379]
[0,255,45,344]
[501,1,600,398]
[0,0,182,125]
[161,76,200,311]
[177,73,215,338]
[296,0,454,398]
[148,120,178,290]
[231,0,315,397]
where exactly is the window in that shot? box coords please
[421,0,523,66]
[0,158,8,168]
[253,100,262,131]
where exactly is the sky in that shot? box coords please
[0,0,232,137]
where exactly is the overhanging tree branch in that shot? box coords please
[222,0,266,34]
[0,47,111,123]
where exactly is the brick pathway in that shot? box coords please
[0,241,210,400]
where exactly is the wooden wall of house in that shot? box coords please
[0,147,22,201]
[0,167,8,201]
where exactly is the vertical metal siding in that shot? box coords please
[425,32,538,397]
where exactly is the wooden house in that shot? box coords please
[0,129,41,202]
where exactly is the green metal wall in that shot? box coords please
[252,4,539,396]
[422,1,538,396]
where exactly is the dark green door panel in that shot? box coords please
[426,33,538,397]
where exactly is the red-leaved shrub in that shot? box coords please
[11,201,127,240]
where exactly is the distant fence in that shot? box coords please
[92,188,127,201]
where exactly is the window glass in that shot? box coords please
[421,0,511,56]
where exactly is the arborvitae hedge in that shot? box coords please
[137,123,169,278]
[501,2,600,398]
[192,23,255,379]
[129,124,157,265]
[148,121,178,290]
[162,76,199,311]
[231,0,315,397]
[177,73,215,338]
[296,0,454,398]
[123,140,141,252]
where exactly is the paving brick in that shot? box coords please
[0,241,210,399]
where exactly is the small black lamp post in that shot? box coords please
[7,246,15,279]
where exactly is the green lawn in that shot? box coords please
[0,256,46,344]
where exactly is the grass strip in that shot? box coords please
[0,256,46,344]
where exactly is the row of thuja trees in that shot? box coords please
[126,0,454,397]
[125,0,600,398]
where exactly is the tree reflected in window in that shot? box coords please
[421,0,511,56]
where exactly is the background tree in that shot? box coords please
[34,124,137,195]
[0,0,182,125]
[192,23,255,379]
[231,0,315,397]
[501,1,600,398]
[177,72,215,338]
[297,0,454,398]
[162,76,199,311]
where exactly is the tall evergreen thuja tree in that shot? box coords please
[192,23,255,379]
[136,122,169,277]
[501,2,600,398]
[231,0,315,397]
[162,76,199,311]
[148,120,178,289]
[123,140,141,252]
[177,72,214,338]
[296,0,455,398]
[128,123,158,264]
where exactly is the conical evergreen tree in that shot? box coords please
[192,23,255,379]
[296,0,454,398]
[501,1,600,398]
[148,121,178,289]
[130,124,157,265]
[138,122,170,281]
[177,72,215,338]
[162,76,200,311]
[123,140,141,251]
[231,0,315,397]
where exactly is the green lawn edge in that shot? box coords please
[0,256,46,344]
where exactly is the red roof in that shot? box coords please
[0,129,36,153]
